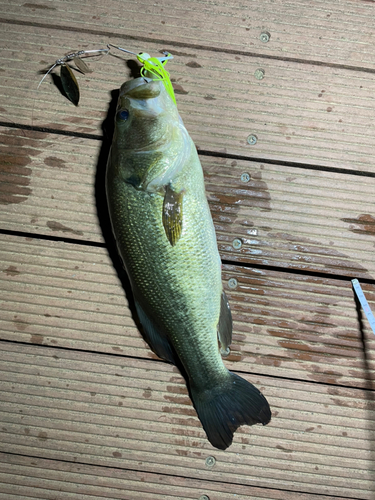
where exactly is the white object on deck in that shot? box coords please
[352,279,375,334]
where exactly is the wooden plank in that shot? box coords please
[0,453,352,500]
[1,127,375,279]
[0,342,373,498]
[2,25,375,171]
[2,0,375,69]
[1,233,374,388]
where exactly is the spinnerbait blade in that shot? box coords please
[73,56,93,74]
[60,63,80,106]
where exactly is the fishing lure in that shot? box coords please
[38,48,109,105]
[108,44,177,105]
[38,46,176,107]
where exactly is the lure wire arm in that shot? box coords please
[37,48,110,89]
[107,44,138,56]
[38,44,177,105]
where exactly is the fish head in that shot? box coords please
[114,77,179,151]
[112,77,191,192]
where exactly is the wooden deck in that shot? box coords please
[1,1,375,498]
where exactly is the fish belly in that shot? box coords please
[107,157,225,385]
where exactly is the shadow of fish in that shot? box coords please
[105,76,271,449]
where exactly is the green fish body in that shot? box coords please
[106,77,271,449]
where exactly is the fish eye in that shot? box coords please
[117,109,129,121]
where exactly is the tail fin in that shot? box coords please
[190,371,271,450]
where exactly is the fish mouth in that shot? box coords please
[120,78,162,100]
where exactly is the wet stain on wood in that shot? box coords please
[176,448,188,456]
[37,431,48,441]
[186,61,202,68]
[172,84,188,95]
[276,445,293,453]
[47,221,83,236]
[22,3,56,9]
[206,168,272,222]
[143,388,152,399]
[162,405,197,417]
[159,414,200,427]
[307,369,344,385]
[0,129,47,205]
[13,317,30,331]
[3,265,20,276]
[0,155,32,205]
[30,334,44,344]
[44,156,67,169]
[112,346,123,352]
[166,385,188,395]
[267,231,370,276]
[342,214,375,236]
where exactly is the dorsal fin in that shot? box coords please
[217,291,232,356]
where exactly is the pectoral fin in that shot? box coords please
[218,291,233,356]
[162,184,184,246]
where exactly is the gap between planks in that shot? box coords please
[1,232,374,388]
[2,127,375,279]
[0,341,374,498]
[3,25,375,171]
[3,0,375,69]
[0,451,359,500]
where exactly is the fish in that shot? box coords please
[105,76,271,450]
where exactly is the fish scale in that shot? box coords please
[106,76,271,449]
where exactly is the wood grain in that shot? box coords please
[0,452,357,500]
[2,25,375,171]
[1,127,375,278]
[1,233,374,388]
[2,0,375,68]
[1,3,375,498]
[0,342,374,498]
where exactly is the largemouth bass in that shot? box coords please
[106,76,271,449]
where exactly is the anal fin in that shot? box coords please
[134,299,177,365]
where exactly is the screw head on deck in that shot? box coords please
[228,278,238,289]
[254,68,265,80]
[260,31,271,42]
[241,172,250,182]
[232,238,242,250]
[199,496,210,500]
[247,134,258,145]
[205,456,216,467]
